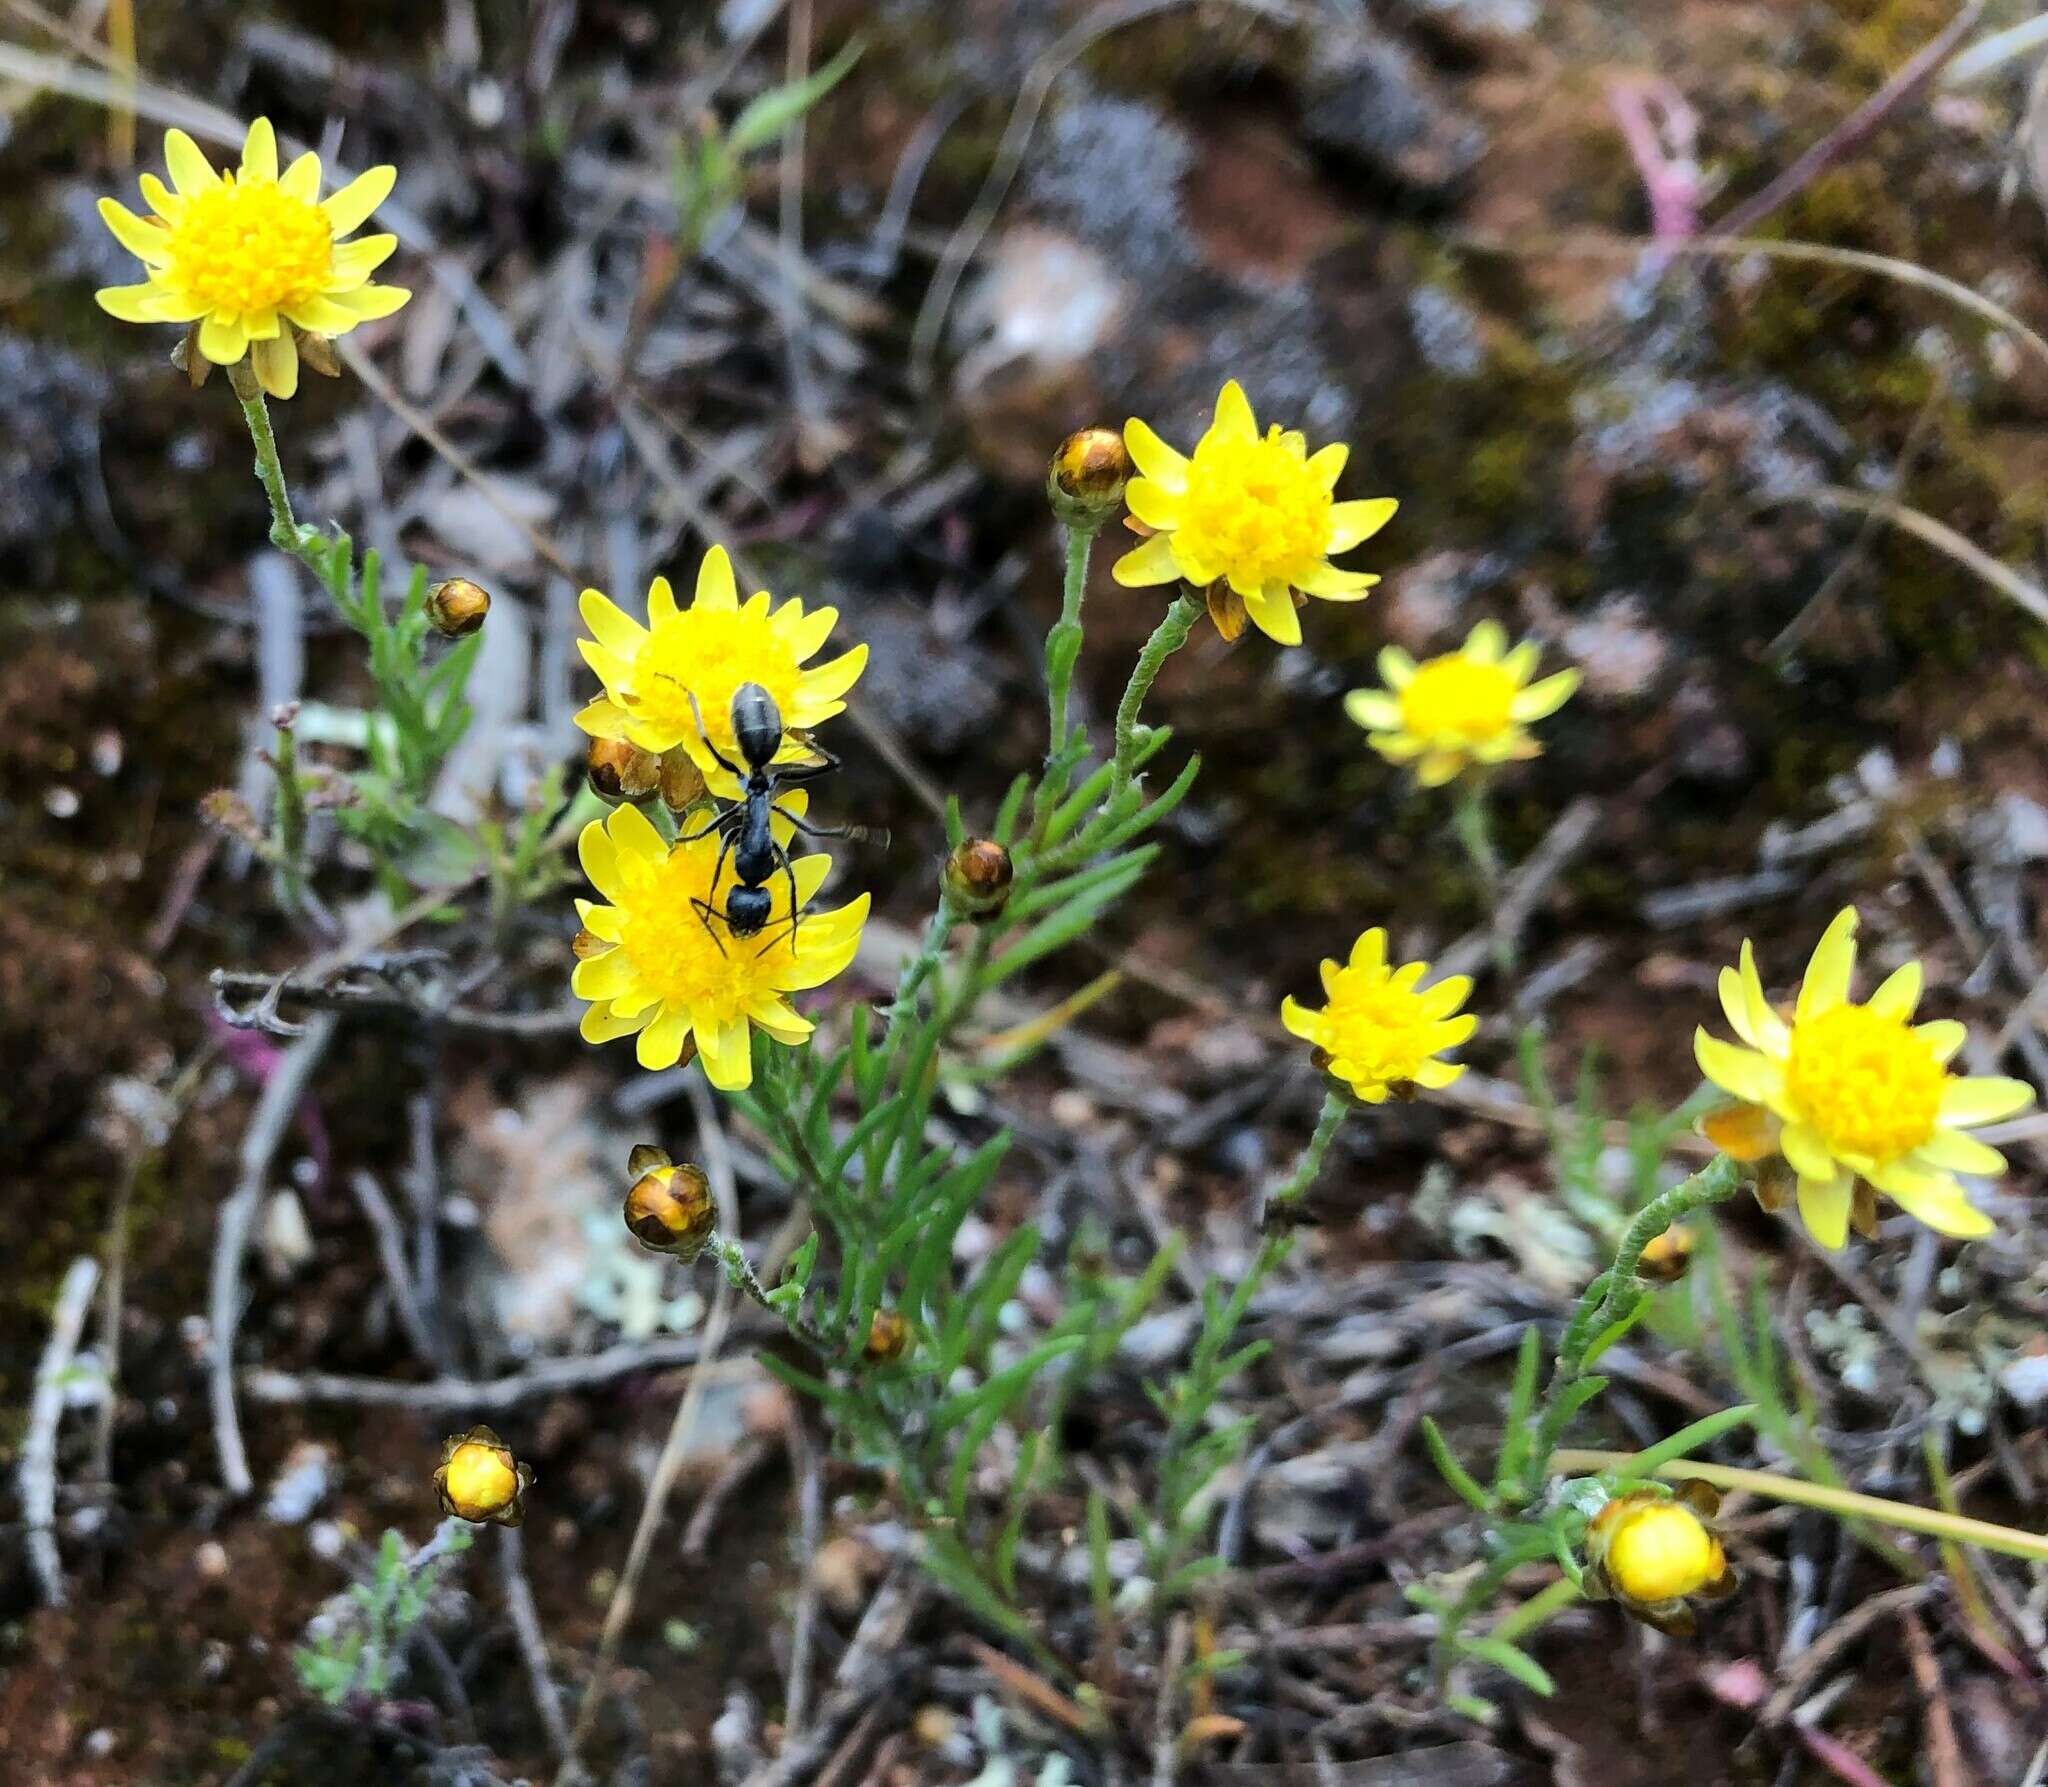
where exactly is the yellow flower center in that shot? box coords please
[1605,1502,1721,1603]
[629,609,803,764]
[614,838,797,1022]
[1175,426,1333,586]
[1785,1002,1943,1163]
[1321,971,1440,1088]
[1397,656,1517,743]
[444,1443,517,1517]
[167,175,334,315]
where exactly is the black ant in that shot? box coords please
[678,682,882,955]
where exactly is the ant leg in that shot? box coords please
[752,839,805,959]
[673,800,742,845]
[683,689,748,784]
[770,804,889,846]
[690,897,730,957]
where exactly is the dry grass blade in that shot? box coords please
[1788,485,2048,629]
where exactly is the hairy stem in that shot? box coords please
[1265,1090,1349,1210]
[1110,592,1201,801]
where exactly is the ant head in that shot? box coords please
[725,885,774,937]
[729,682,783,772]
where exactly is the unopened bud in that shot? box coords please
[1048,426,1134,528]
[942,838,1014,919]
[426,578,491,638]
[864,1307,912,1364]
[296,330,342,380]
[659,748,708,812]
[1636,1224,1695,1284]
[434,1425,531,1526]
[623,1159,715,1263]
[588,736,661,802]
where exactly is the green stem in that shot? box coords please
[269,711,308,919]
[1487,1575,1581,1647]
[1109,592,1201,802]
[227,360,316,564]
[1523,1154,1743,1493]
[1046,523,1095,760]
[1451,778,1512,976]
[1549,1451,2048,1565]
[1265,1090,1350,1209]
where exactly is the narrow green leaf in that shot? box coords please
[728,36,863,154]
[1462,1636,1556,1697]
[1610,1405,1757,1480]
[1422,1417,1494,1514]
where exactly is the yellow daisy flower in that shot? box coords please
[1111,379,1397,646]
[575,546,868,789]
[571,792,868,1089]
[1693,906,2033,1248]
[95,118,409,399]
[1281,928,1477,1103]
[1344,621,1580,788]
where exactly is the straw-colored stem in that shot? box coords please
[1551,1450,2048,1564]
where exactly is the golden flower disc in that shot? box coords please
[1784,1003,1943,1163]
[169,177,333,315]
[1397,656,1517,743]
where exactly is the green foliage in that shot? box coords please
[720,516,1211,1638]
[293,1524,471,1706]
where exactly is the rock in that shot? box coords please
[1300,22,1484,198]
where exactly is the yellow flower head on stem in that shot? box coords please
[1281,929,1476,1103]
[1693,906,2033,1249]
[96,118,409,399]
[572,792,868,1089]
[575,546,868,791]
[434,1425,531,1526]
[1585,1483,1736,1635]
[1112,380,1396,646]
[1344,621,1579,788]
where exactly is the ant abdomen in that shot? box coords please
[730,682,784,772]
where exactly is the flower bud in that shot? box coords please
[942,838,1014,919]
[1048,426,1134,529]
[623,1160,715,1262]
[434,1425,530,1526]
[658,747,708,813]
[588,736,661,802]
[864,1307,912,1364]
[426,578,491,638]
[1584,1483,1736,1634]
[1636,1224,1694,1284]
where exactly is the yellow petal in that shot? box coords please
[1296,563,1377,599]
[1413,1057,1465,1088]
[575,697,631,741]
[1212,379,1257,440]
[1795,907,1859,1021]
[138,172,184,222]
[1327,497,1397,552]
[1432,1013,1478,1049]
[96,282,170,322]
[323,164,397,236]
[1124,477,1183,531]
[580,588,649,657]
[796,643,868,709]
[697,1016,754,1088]
[1422,975,1472,1018]
[1867,961,1922,1021]
[696,544,739,611]
[1915,1019,1967,1064]
[580,1001,645,1044]
[1123,416,1188,491]
[571,949,640,1002]
[1796,1173,1853,1249]
[280,151,322,201]
[1109,532,1180,590]
[607,799,668,862]
[778,895,869,989]
[241,117,279,184]
[197,314,249,366]
[280,296,359,334]
[251,329,299,400]
[1695,1030,1778,1105]
[1305,442,1348,487]
[1874,1167,1993,1237]
[1780,1121,1836,1183]
[329,234,399,284]
[1280,995,1322,1042]
[646,575,679,626]
[1465,619,1507,663]
[1344,690,1401,731]
[1737,942,1790,1054]
[163,128,222,197]
[1938,1076,2034,1126]
[1509,670,1580,722]
[1377,645,1417,690]
[1416,751,1464,787]
[1348,929,1388,971]
[578,819,625,902]
[749,997,815,1043]
[635,1005,694,1072]
[1913,1129,2005,1176]
[326,283,410,323]
[1241,583,1302,646]
[96,197,171,266]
